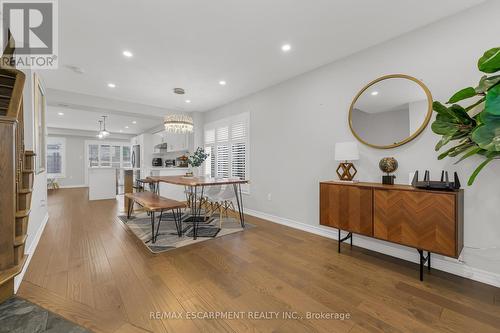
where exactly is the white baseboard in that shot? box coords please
[245,208,500,288]
[14,213,49,292]
[58,184,87,189]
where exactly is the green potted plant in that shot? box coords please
[186,147,209,177]
[432,47,500,185]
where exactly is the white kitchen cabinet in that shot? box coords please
[153,131,188,153]
[168,132,188,152]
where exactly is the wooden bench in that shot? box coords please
[125,192,186,243]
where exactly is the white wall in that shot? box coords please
[204,1,500,285]
[47,135,86,187]
[15,70,49,290]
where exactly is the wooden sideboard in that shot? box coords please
[320,181,464,280]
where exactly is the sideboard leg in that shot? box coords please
[417,250,431,281]
[338,229,341,253]
[338,230,353,254]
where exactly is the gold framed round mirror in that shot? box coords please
[348,74,433,149]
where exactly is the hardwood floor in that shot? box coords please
[17,188,500,332]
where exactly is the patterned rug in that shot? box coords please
[117,212,253,253]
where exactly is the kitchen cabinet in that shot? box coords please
[153,131,188,153]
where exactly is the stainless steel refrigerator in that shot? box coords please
[131,144,141,169]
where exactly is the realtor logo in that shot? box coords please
[1,0,58,68]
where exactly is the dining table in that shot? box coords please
[148,175,249,240]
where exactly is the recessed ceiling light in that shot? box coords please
[132,120,137,124]
[119,130,123,133]
[57,112,64,116]
[107,83,116,88]
[185,99,191,103]
[281,44,291,52]
[371,91,379,96]
[125,126,129,129]
[122,50,133,58]
[219,80,226,86]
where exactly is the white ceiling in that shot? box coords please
[47,105,160,135]
[40,0,486,113]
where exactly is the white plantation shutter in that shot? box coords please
[216,145,229,177]
[216,126,229,142]
[204,112,249,192]
[231,120,246,140]
[205,129,215,144]
[231,142,246,179]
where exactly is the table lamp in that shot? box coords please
[335,142,359,181]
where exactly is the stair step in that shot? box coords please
[14,235,27,247]
[24,150,35,156]
[0,73,16,79]
[0,256,27,286]
[0,84,13,89]
[16,209,30,218]
[22,169,34,173]
[0,94,10,99]
[18,188,33,194]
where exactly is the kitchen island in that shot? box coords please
[87,166,189,202]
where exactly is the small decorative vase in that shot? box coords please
[186,166,200,177]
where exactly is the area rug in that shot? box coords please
[0,297,89,333]
[117,212,253,253]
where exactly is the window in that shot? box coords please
[122,146,131,168]
[111,145,121,168]
[86,141,131,168]
[204,112,249,192]
[100,144,111,167]
[46,137,65,178]
[89,144,99,167]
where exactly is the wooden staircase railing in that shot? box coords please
[0,32,35,303]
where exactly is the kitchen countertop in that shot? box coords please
[148,166,189,170]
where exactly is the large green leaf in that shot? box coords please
[478,47,500,73]
[447,87,477,104]
[449,104,474,124]
[433,102,472,124]
[476,75,500,93]
[480,110,500,124]
[431,120,459,135]
[485,84,500,116]
[433,101,459,122]
[472,122,500,151]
